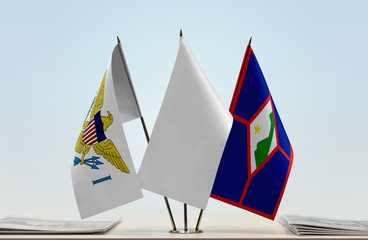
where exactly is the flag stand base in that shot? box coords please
[168,204,204,234]
[169,229,203,234]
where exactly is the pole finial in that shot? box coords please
[248,36,252,46]
[117,36,121,44]
[180,29,183,37]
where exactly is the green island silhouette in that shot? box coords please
[254,112,275,167]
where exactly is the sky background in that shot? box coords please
[1,0,368,224]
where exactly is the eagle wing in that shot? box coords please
[90,70,107,120]
[93,139,130,173]
[74,129,85,153]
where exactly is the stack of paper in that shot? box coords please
[279,215,368,236]
[0,216,119,234]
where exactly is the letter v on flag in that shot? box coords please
[211,42,293,220]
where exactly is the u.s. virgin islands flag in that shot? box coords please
[72,42,143,219]
[211,43,293,220]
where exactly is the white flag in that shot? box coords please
[72,43,142,219]
[138,37,232,209]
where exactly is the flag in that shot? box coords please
[211,43,293,220]
[72,42,143,219]
[138,37,232,209]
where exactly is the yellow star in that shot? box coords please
[254,124,261,134]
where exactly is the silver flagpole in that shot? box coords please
[178,30,204,234]
[116,36,177,232]
[195,209,203,231]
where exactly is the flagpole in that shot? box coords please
[184,203,188,232]
[179,29,204,234]
[116,36,177,232]
[195,209,203,231]
[179,29,188,233]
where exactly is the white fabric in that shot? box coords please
[111,44,142,123]
[72,45,143,219]
[138,38,232,209]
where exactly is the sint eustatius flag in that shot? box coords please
[211,42,293,220]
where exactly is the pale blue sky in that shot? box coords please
[1,0,368,222]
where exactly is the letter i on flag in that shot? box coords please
[211,39,293,220]
[72,40,143,219]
